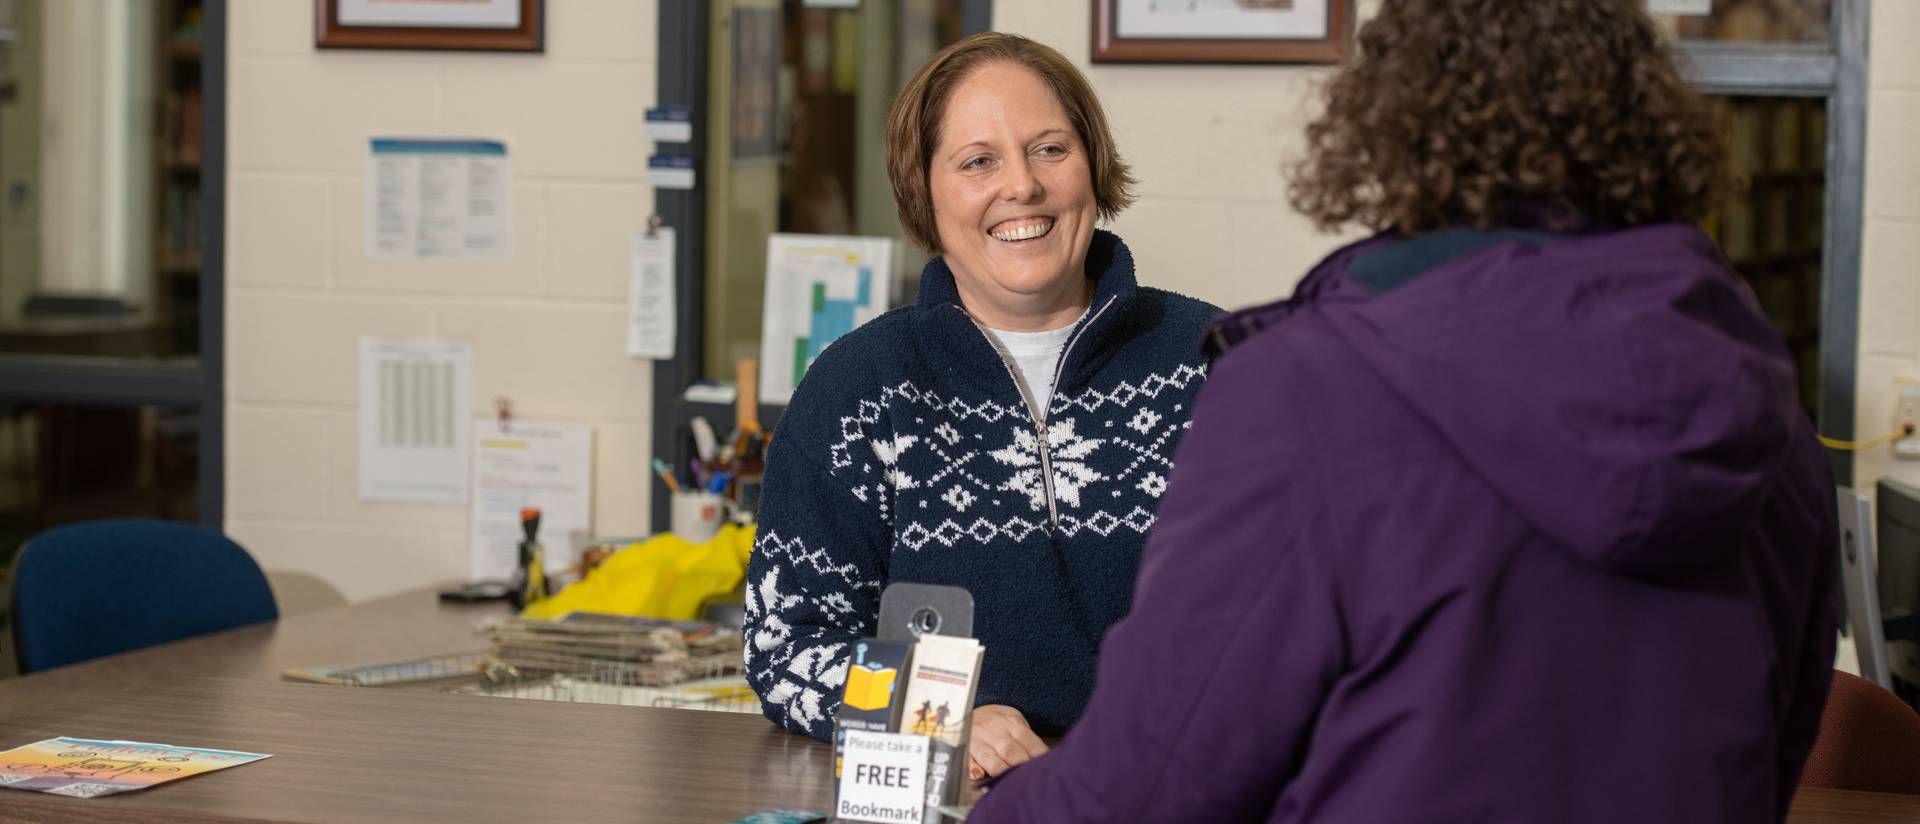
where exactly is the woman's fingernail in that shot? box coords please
[970,767,983,780]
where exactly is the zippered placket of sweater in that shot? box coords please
[954,295,1119,530]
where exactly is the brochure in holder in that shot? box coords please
[832,583,980,824]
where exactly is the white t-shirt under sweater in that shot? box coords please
[978,310,1087,420]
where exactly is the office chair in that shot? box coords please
[9,519,278,674]
[264,569,348,616]
[1799,670,1920,795]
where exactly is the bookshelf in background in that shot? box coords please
[157,0,204,358]
[1705,96,1828,418]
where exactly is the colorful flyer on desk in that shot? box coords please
[0,738,270,799]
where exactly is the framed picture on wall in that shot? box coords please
[1092,0,1352,64]
[316,0,544,52]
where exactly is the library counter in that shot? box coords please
[0,589,1912,823]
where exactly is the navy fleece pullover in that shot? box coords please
[743,230,1221,739]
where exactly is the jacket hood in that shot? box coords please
[1218,223,1803,579]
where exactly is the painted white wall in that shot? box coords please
[1853,0,1920,492]
[989,1,1373,313]
[224,0,658,602]
[224,0,1907,601]
[990,1,1910,495]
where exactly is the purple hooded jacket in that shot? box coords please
[969,223,1839,823]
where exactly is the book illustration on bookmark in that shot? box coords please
[898,634,983,748]
[845,641,903,712]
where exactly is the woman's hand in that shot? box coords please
[968,704,1049,781]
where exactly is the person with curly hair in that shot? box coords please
[968,1,1836,821]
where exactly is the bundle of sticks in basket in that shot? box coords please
[480,613,742,687]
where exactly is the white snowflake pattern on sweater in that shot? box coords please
[824,367,1205,532]
[743,365,1205,738]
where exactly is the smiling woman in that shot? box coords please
[885,38,1136,333]
[925,64,1098,334]
[741,31,1224,786]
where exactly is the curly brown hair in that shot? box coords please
[1290,0,1732,233]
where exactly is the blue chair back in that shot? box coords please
[10,519,279,674]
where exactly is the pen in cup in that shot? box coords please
[652,458,681,494]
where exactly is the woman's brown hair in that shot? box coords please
[886,32,1135,253]
[1290,0,1731,233]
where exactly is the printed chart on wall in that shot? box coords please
[358,339,473,504]
[366,138,512,261]
[759,234,893,405]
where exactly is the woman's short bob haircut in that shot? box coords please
[886,32,1135,254]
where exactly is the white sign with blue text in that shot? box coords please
[366,138,511,261]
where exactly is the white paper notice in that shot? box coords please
[1647,0,1712,15]
[358,340,473,504]
[759,234,893,405]
[469,420,594,582]
[1115,0,1328,39]
[367,138,511,261]
[627,228,676,360]
[338,0,521,27]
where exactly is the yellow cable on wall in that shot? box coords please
[1819,427,1912,451]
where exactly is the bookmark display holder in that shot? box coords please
[832,583,980,824]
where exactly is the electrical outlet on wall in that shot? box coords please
[1894,382,1920,459]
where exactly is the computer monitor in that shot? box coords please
[1838,487,1890,689]
[1872,479,1920,708]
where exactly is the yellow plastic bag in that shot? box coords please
[520,523,755,621]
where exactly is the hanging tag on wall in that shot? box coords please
[649,155,696,191]
[645,106,693,143]
[627,222,676,360]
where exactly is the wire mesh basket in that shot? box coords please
[282,620,758,714]
[282,651,494,690]
[471,672,760,713]
[458,652,760,714]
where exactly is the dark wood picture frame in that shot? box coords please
[316,0,544,52]
[1091,0,1350,64]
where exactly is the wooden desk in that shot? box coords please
[0,589,837,822]
[2,586,512,689]
[0,677,833,823]
[1791,789,1920,824]
[0,589,1913,823]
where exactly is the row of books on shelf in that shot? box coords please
[1746,262,1823,342]
[1723,100,1825,177]
[1717,188,1823,265]
[162,88,204,170]
[162,184,201,270]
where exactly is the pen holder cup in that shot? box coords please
[671,492,728,543]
